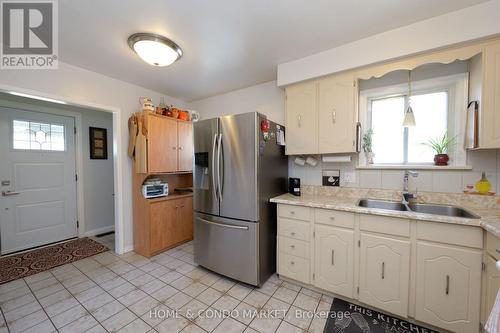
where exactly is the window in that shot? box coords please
[13,120,65,151]
[370,91,448,164]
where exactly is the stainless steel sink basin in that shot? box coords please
[357,199,409,211]
[357,199,480,219]
[408,203,480,219]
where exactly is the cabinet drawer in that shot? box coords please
[278,218,310,241]
[359,214,410,237]
[486,231,500,259]
[315,209,354,228]
[278,204,311,221]
[417,221,483,249]
[279,236,310,258]
[278,253,310,284]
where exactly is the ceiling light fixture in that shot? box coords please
[403,70,416,127]
[128,33,182,67]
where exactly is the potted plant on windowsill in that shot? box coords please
[422,133,457,166]
[362,129,374,164]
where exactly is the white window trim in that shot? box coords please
[358,73,469,169]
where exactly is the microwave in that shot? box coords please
[142,183,168,198]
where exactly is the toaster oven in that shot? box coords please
[142,183,168,198]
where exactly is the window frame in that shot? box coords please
[359,73,468,168]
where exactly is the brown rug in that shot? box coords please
[0,237,108,285]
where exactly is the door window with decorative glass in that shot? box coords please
[12,120,65,151]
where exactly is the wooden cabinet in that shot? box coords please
[415,242,482,333]
[481,232,500,325]
[285,81,317,155]
[314,224,354,298]
[318,73,356,153]
[481,42,500,148]
[359,233,410,317]
[284,73,357,155]
[145,114,193,173]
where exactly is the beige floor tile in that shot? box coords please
[130,273,156,287]
[233,302,258,326]
[117,318,151,333]
[273,286,298,304]
[281,281,302,292]
[164,292,193,310]
[153,285,179,302]
[140,304,173,327]
[180,323,208,333]
[159,271,183,284]
[299,287,322,300]
[0,292,35,312]
[21,319,56,333]
[308,317,327,333]
[8,309,47,333]
[117,288,148,307]
[155,315,190,333]
[195,308,224,332]
[249,316,282,333]
[196,287,223,306]
[213,317,246,333]
[66,279,97,294]
[91,299,126,322]
[263,297,290,319]
[292,293,319,312]
[44,296,79,317]
[179,299,209,320]
[3,301,41,323]
[212,278,236,293]
[183,281,209,297]
[212,294,240,312]
[284,306,312,329]
[108,281,136,298]
[276,320,303,333]
[74,285,105,303]
[51,304,88,329]
[243,290,270,309]
[81,292,114,312]
[128,295,161,316]
[101,308,137,332]
[140,278,166,294]
[227,284,253,301]
[99,276,127,291]
[59,313,99,333]
[33,282,65,299]
[171,276,195,290]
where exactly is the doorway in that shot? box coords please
[0,107,78,254]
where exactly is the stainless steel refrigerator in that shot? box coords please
[193,112,288,286]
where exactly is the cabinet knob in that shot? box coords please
[172,147,177,150]
[290,211,295,214]
[179,146,184,150]
[290,245,295,249]
[332,110,336,123]
[330,216,335,221]
[291,232,296,236]
[290,261,295,265]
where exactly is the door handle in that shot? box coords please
[198,218,249,230]
[331,250,335,266]
[216,133,223,200]
[2,191,19,197]
[212,134,218,200]
[445,275,450,295]
[381,262,385,279]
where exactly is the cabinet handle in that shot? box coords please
[332,110,336,123]
[290,261,295,265]
[178,146,184,150]
[291,232,296,236]
[330,216,335,221]
[290,245,295,249]
[298,115,302,128]
[445,275,450,295]
[382,262,385,279]
[331,250,335,266]
[290,211,295,214]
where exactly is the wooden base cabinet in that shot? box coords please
[415,242,482,333]
[358,233,410,318]
[314,225,354,298]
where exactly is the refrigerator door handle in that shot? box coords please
[212,133,218,200]
[198,217,249,230]
[217,133,223,200]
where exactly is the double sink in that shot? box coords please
[358,199,480,219]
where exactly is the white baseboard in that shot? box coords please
[121,245,134,254]
[84,225,115,237]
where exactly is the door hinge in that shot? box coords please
[76,220,79,228]
[482,262,486,272]
[74,127,77,134]
[358,240,360,247]
[75,174,78,182]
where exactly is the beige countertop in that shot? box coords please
[270,193,500,238]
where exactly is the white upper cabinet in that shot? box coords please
[481,42,500,148]
[318,73,356,153]
[285,81,318,155]
[415,242,482,333]
[314,225,354,298]
[358,233,410,318]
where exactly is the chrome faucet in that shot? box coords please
[403,170,419,204]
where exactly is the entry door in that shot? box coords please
[0,108,77,254]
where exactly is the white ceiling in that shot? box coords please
[59,0,488,101]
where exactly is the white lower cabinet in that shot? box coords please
[358,233,410,317]
[314,225,354,298]
[482,255,500,324]
[415,242,482,333]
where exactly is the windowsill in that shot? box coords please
[356,164,473,171]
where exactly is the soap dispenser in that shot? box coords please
[475,172,492,194]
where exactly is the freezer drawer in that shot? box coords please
[194,213,259,285]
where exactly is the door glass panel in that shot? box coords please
[13,120,65,151]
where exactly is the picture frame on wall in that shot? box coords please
[89,127,108,159]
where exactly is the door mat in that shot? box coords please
[324,298,441,333]
[0,237,108,285]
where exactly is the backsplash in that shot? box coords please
[289,149,500,195]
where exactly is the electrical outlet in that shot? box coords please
[344,171,356,183]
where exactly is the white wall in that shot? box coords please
[277,0,500,86]
[0,61,186,253]
[189,81,285,125]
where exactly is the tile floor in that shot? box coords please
[0,241,331,333]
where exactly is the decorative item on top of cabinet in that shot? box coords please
[128,111,193,173]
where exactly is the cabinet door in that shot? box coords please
[150,200,178,253]
[415,242,482,333]
[482,255,500,325]
[178,197,193,242]
[482,43,500,148]
[285,81,318,154]
[359,233,410,317]
[147,116,178,172]
[178,122,193,171]
[314,225,354,298]
[318,73,356,153]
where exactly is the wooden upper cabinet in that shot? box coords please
[177,121,194,172]
[285,81,318,155]
[481,42,500,148]
[147,115,178,173]
[318,74,356,153]
[146,114,193,173]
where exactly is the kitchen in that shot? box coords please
[0,1,500,333]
